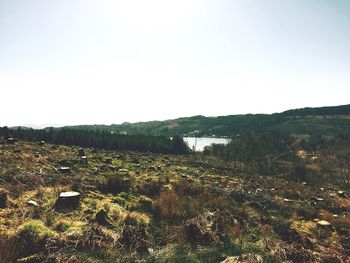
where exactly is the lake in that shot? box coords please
[183,137,231,152]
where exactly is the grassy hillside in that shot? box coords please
[0,137,349,262]
[63,104,350,136]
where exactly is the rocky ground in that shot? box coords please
[0,139,349,262]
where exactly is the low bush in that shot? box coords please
[17,220,57,257]
[0,234,23,263]
[154,189,182,220]
[104,173,132,194]
[137,178,162,197]
[127,195,155,214]
[183,218,219,245]
[271,218,292,240]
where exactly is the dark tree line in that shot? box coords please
[204,132,294,162]
[0,127,190,154]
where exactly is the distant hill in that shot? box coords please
[62,104,350,137]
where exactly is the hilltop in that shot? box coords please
[62,104,350,136]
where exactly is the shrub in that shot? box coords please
[95,209,114,227]
[183,218,219,245]
[271,218,292,240]
[137,178,162,197]
[18,220,56,242]
[128,195,155,214]
[0,234,23,263]
[118,225,150,253]
[124,211,151,226]
[104,174,131,194]
[154,189,182,220]
[17,220,57,257]
[296,204,318,219]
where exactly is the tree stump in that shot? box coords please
[6,137,15,144]
[58,166,71,174]
[80,156,88,167]
[55,191,81,209]
[78,147,85,157]
[338,191,348,198]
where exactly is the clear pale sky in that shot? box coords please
[1,0,349,127]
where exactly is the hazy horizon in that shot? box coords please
[1,0,350,127]
[4,102,348,129]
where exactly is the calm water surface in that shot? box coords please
[183,137,230,151]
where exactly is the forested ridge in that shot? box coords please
[62,104,350,136]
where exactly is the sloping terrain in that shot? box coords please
[0,138,350,262]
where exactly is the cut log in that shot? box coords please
[55,191,81,209]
